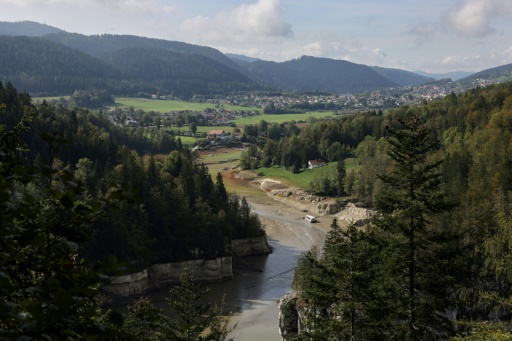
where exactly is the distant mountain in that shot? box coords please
[101,48,259,98]
[414,70,473,81]
[0,20,63,36]
[42,32,238,70]
[0,36,260,97]
[225,53,261,65]
[459,63,512,82]
[371,66,434,86]
[3,20,476,97]
[0,36,123,95]
[241,56,398,94]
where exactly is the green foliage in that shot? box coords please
[373,115,456,339]
[294,220,389,340]
[123,268,236,341]
[0,98,118,339]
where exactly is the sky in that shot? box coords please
[1,0,512,73]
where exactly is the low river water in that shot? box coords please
[145,198,328,340]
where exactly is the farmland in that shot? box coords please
[109,97,261,113]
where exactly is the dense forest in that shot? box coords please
[285,81,512,339]
[0,81,265,265]
[0,81,265,338]
[243,56,399,94]
[0,36,262,98]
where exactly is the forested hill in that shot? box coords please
[247,79,512,338]
[370,65,434,86]
[42,31,237,69]
[460,62,512,82]
[0,36,122,95]
[0,20,63,36]
[0,35,261,97]
[101,47,257,98]
[241,56,399,93]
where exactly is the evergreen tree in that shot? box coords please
[336,158,346,196]
[295,219,388,340]
[373,115,456,339]
[163,268,235,341]
[0,104,121,339]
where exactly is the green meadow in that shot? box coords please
[234,111,336,125]
[109,97,261,113]
[252,158,358,190]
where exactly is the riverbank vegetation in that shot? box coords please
[290,82,512,338]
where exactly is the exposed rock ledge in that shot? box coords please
[230,236,272,256]
[103,237,271,298]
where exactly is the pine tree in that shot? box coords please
[163,268,235,341]
[374,115,456,339]
[295,219,388,340]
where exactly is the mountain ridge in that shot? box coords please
[0,20,510,96]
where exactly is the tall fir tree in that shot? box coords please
[373,115,456,339]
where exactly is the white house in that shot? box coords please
[308,159,326,169]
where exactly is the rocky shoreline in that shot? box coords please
[103,236,271,298]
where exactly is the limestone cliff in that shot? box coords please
[103,237,271,298]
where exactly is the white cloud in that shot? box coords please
[446,0,512,38]
[180,0,293,45]
[433,45,512,71]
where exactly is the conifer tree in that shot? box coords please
[164,268,235,341]
[373,115,456,339]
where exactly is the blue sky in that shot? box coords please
[1,0,511,73]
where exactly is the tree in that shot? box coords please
[373,115,456,339]
[164,268,236,341]
[189,122,197,135]
[0,110,120,339]
[122,269,236,341]
[336,158,346,196]
[294,219,388,340]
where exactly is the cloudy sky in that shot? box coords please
[2,0,512,73]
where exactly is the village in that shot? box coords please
[107,76,499,130]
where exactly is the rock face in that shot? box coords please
[106,269,149,297]
[103,257,233,298]
[230,236,272,256]
[103,237,271,298]
[316,202,343,215]
[336,202,376,226]
[278,293,299,341]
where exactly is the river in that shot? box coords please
[142,196,329,340]
[213,199,328,340]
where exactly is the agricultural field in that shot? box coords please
[234,111,336,125]
[194,125,235,135]
[195,148,243,177]
[109,97,261,113]
[176,136,197,147]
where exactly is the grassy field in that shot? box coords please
[234,111,335,125]
[109,97,262,113]
[195,125,235,134]
[250,158,358,190]
[176,136,197,147]
[197,149,243,177]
